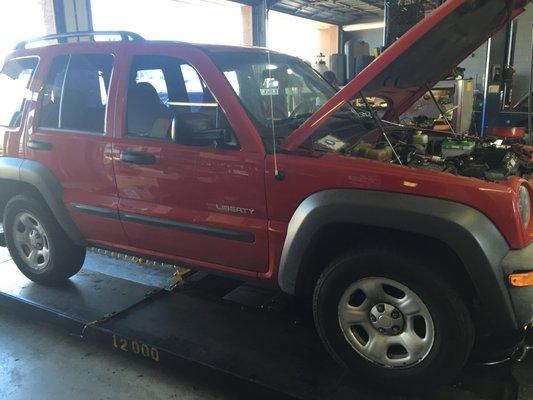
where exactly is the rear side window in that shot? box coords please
[38,54,114,134]
[0,57,38,128]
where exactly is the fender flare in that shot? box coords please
[0,157,85,245]
[278,189,517,330]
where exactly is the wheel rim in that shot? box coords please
[337,277,435,369]
[12,211,51,271]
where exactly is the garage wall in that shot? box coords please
[268,11,338,66]
[458,43,488,92]
[343,28,383,54]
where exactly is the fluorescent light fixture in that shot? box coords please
[343,21,385,32]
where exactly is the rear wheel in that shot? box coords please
[313,246,474,389]
[3,194,86,284]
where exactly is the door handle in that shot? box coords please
[120,151,156,165]
[27,140,53,151]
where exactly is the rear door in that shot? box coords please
[112,48,269,274]
[26,48,128,247]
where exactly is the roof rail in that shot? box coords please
[14,31,145,50]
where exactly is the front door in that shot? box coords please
[112,49,268,274]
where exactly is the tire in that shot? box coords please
[3,194,86,284]
[313,245,474,390]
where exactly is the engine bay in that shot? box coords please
[314,127,533,181]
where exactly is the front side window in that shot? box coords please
[38,54,114,134]
[136,69,168,105]
[126,55,237,148]
[0,58,38,128]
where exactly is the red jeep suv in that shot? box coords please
[0,0,532,387]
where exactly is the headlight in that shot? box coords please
[518,185,531,228]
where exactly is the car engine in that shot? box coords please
[315,128,533,181]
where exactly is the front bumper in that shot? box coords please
[501,244,533,329]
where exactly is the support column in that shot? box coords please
[52,0,92,34]
[42,0,58,35]
[480,27,508,135]
[252,0,268,47]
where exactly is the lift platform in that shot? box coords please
[0,242,530,400]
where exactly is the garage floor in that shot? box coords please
[0,245,286,400]
[0,244,532,400]
[0,307,236,400]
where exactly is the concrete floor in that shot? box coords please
[0,244,532,400]
[0,306,238,400]
[0,245,249,400]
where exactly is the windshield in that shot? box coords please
[210,51,377,150]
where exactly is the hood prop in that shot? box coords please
[360,91,402,165]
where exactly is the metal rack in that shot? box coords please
[14,31,144,50]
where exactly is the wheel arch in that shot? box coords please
[278,189,517,332]
[0,157,85,245]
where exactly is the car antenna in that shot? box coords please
[359,91,402,165]
[267,49,284,181]
[425,83,457,135]
[527,24,533,146]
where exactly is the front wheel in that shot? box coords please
[3,194,86,284]
[313,246,474,389]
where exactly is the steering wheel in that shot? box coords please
[290,98,316,118]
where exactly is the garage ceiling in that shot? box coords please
[234,0,384,26]
[269,0,384,25]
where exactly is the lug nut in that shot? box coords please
[391,310,400,319]
[378,328,386,333]
[392,326,400,333]
[377,304,385,313]
[370,314,377,322]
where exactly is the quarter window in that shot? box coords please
[38,54,114,134]
[0,57,38,128]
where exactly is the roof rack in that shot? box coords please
[14,31,145,50]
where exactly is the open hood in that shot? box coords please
[282,0,530,152]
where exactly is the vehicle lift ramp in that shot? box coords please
[0,232,530,400]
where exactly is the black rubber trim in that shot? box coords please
[277,189,518,334]
[27,140,53,151]
[121,212,255,243]
[0,157,86,246]
[69,201,254,243]
[70,203,119,219]
[501,244,533,328]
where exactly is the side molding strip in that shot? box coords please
[120,213,255,243]
[70,203,255,243]
[71,203,120,219]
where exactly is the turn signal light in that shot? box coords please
[509,272,533,287]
